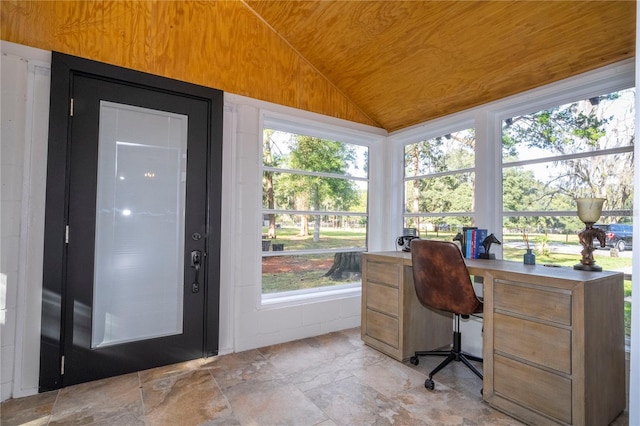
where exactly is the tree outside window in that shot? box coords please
[403,128,476,237]
[261,125,369,297]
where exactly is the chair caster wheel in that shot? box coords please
[425,379,435,390]
[410,356,419,365]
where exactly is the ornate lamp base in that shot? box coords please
[573,263,603,272]
[574,223,606,272]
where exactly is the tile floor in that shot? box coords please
[1,327,630,425]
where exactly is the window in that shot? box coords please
[403,127,476,238]
[501,88,634,344]
[395,64,634,349]
[261,118,369,300]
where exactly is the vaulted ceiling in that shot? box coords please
[245,1,635,132]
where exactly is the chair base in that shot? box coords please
[410,316,483,390]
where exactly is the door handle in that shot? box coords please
[190,250,202,293]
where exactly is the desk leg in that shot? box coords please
[481,272,495,402]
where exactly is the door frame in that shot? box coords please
[40,52,223,392]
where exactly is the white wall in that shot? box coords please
[223,96,387,353]
[0,48,27,401]
[1,41,51,400]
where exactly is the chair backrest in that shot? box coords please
[410,239,481,315]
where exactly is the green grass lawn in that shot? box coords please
[262,226,366,250]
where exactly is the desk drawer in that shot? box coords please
[366,282,399,316]
[365,260,400,288]
[494,354,572,424]
[495,280,571,326]
[494,312,571,374]
[365,308,399,348]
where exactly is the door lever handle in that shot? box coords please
[191,250,201,268]
[190,250,202,293]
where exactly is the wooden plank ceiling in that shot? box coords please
[245,1,635,132]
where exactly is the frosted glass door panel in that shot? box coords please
[92,101,188,348]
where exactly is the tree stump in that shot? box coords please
[323,252,362,280]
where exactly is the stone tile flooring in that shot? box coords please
[1,327,629,425]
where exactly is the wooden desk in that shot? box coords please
[361,251,625,426]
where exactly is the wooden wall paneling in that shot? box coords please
[230,3,300,105]
[298,59,379,127]
[87,0,150,76]
[1,1,378,128]
[52,1,102,62]
[1,1,48,51]
[148,1,180,78]
[147,1,236,84]
[207,1,249,94]
[101,1,149,72]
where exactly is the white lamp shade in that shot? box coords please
[576,198,606,223]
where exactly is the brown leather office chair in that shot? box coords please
[409,239,483,390]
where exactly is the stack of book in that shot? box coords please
[462,227,488,259]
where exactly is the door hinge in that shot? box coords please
[61,355,65,375]
[70,98,74,117]
[65,225,69,244]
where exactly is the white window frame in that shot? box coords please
[492,70,635,229]
[259,112,375,306]
[401,124,478,229]
[390,116,479,240]
[390,59,634,257]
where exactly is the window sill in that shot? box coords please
[261,282,361,308]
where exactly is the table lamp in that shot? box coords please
[574,197,607,271]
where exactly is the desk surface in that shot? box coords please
[365,250,622,282]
